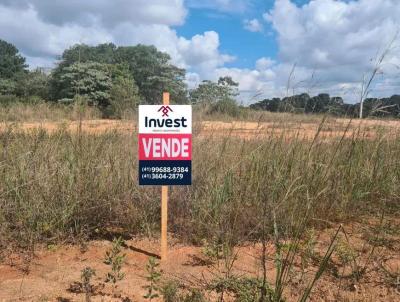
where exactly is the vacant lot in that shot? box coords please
[1,116,400,138]
[0,113,399,301]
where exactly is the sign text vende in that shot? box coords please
[139,134,192,160]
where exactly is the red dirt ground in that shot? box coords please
[1,218,399,301]
[1,118,399,140]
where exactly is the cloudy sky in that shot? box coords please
[0,0,399,103]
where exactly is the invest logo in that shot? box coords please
[158,106,173,117]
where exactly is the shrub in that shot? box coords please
[208,98,241,117]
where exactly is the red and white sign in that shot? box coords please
[138,105,192,185]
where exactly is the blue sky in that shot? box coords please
[177,0,278,69]
[178,0,312,70]
[0,0,399,102]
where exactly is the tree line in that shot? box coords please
[0,39,239,117]
[250,93,400,118]
[1,38,399,118]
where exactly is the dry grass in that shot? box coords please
[0,101,101,122]
[0,114,399,248]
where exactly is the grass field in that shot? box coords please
[0,105,399,301]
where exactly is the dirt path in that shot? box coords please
[1,118,399,139]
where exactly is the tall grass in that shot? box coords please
[0,118,399,250]
[0,99,101,122]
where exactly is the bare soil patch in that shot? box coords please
[1,118,399,140]
[1,219,399,301]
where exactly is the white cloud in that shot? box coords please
[243,19,263,32]
[1,0,187,27]
[0,5,112,62]
[0,0,232,80]
[261,0,400,101]
[111,25,235,77]
[185,72,202,89]
[187,0,251,13]
[177,32,235,77]
[256,57,275,70]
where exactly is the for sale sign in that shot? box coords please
[138,105,192,185]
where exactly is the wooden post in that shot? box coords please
[161,92,169,261]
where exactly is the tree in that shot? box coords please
[115,45,187,104]
[50,44,117,101]
[189,76,240,117]
[51,43,187,104]
[250,98,281,112]
[16,69,50,99]
[58,62,112,106]
[0,78,17,95]
[0,39,28,96]
[189,76,238,104]
[218,76,239,88]
[108,64,140,118]
[251,93,351,115]
[0,39,27,80]
[53,60,140,116]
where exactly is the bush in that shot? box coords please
[0,79,17,95]
[0,94,21,105]
[208,98,241,117]
[107,74,139,119]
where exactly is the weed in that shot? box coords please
[362,221,397,250]
[298,226,342,302]
[161,280,180,302]
[143,257,162,301]
[81,267,96,302]
[336,239,357,269]
[104,237,126,284]
[300,229,317,267]
[201,237,232,263]
[209,276,274,302]
[161,281,207,302]
[182,289,207,302]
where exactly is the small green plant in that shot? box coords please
[335,229,373,282]
[299,229,317,277]
[143,257,162,301]
[201,237,235,265]
[81,267,96,302]
[336,239,357,267]
[297,226,341,302]
[182,288,207,302]
[161,280,180,302]
[161,281,208,302]
[362,220,397,250]
[208,276,273,302]
[104,237,126,284]
[201,238,224,262]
